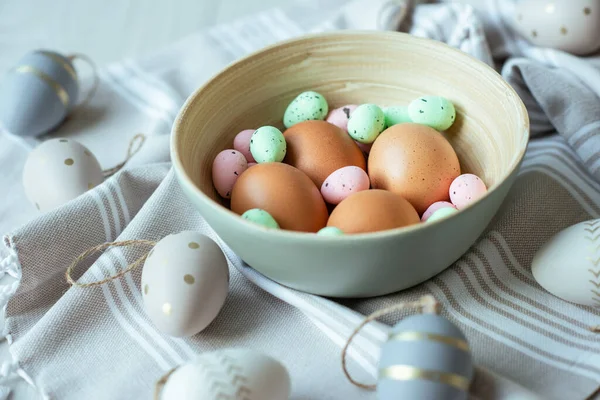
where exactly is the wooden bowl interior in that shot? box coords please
[174,32,528,208]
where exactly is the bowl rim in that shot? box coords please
[171,30,530,242]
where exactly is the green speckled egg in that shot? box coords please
[408,96,456,131]
[317,226,344,236]
[426,207,458,223]
[250,126,287,163]
[383,106,411,127]
[347,104,385,144]
[283,91,328,128]
[241,208,280,229]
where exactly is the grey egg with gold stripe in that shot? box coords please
[378,314,473,400]
[0,50,79,137]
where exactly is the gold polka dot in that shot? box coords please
[184,274,195,284]
[188,242,199,249]
[584,7,591,15]
[59,139,68,143]
[35,203,40,210]
[162,303,172,315]
[144,284,149,295]
[560,26,568,35]
[532,30,538,37]
[545,3,555,13]
[88,182,94,190]
[64,158,74,166]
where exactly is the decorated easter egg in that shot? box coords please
[369,123,461,214]
[426,207,459,223]
[513,0,600,55]
[233,129,256,162]
[532,219,600,307]
[408,96,456,131]
[317,226,344,236]
[327,189,420,234]
[0,50,79,137]
[383,106,412,127]
[378,314,473,400]
[283,120,366,188]
[283,91,328,128]
[241,208,280,229]
[320,166,370,205]
[22,138,103,212]
[161,348,290,400]
[347,104,386,144]
[141,231,229,337]
[422,201,456,222]
[449,174,488,209]
[250,126,287,163]
[231,162,328,232]
[326,104,358,131]
[212,149,248,199]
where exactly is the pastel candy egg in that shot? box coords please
[383,106,411,127]
[250,126,287,163]
[233,129,256,162]
[378,313,473,400]
[283,91,328,128]
[161,348,291,400]
[141,231,229,337]
[320,166,370,205]
[0,50,79,137]
[247,162,257,168]
[355,141,372,155]
[347,104,386,144]
[317,226,344,236]
[449,174,487,209]
[408,96,456,131]
[426,207,459,223]
[212,149,248,199]
[241,208,280,229]
[326,104,358,131]
[421,201,456,222]
[22,138,104,212]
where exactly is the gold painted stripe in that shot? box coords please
[380,365,470,391]
[35,50,77,81]
[14,65,69,107]
[388,331,470,352]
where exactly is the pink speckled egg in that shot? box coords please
[355,141,372,154]
[421,201,456,222]
[449,173,487,209]
[321,166,370,205]
[326,105,358,132]
[212,149,248,198]
[233,129,256,162]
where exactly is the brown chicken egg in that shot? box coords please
[327,189,419,234]
[231,162,328,232]
[368,123,460,214]
[283,120,366,188]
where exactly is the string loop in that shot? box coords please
[67,53,99,110]
[103,133,147,177]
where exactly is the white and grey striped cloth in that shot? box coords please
[0,0,599,399]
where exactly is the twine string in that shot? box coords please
[65,239,156,288]
[154,367,178,400]
[102,133,147,177]
[341,294,440,390]
[67,53,99,110]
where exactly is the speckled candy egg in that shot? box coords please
[426,207,459,223]
[378,314,473,400]
[347,104,386,144]
[421,201,456,222]
[0,50,79,137]
[513,0,600,55]
[449,174,487,209]
[161,348,291,400]
[241,208,280,229]
[22,138,103,212]
[233,129,256,162]
[321,166,370,205]
[317,226,344,236]
[283,91,329,128]
[408,96,456,131]
[212,149,248,199]
[383,106,412,127]
[141,231,229,337]
[326,104,358,131]
[250,126,287,163]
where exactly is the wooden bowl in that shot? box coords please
[171,31,529,298]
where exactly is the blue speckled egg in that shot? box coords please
[0,50,79,137]
[378,314,473,400]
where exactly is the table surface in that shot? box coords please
[0,0,293,398]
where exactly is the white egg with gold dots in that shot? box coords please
[22,138,104,212]
[141,231,229,337]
